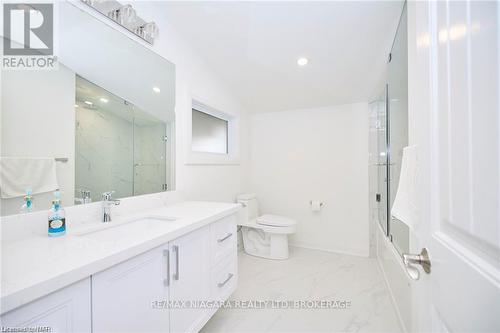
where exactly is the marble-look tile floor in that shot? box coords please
[201,247,401,333]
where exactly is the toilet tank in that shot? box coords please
[236,193,259,222]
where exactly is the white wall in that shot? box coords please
[249,103,369,256]
[1,65,75,215]
[127,2,251,203]
[67,1,251,202]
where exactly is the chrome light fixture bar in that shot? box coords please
[81,0,159,45]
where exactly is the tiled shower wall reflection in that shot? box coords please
[133,122,167,196]
[75,106,134,202]
[75,106,168,203]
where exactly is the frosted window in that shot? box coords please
[192,109,228,154]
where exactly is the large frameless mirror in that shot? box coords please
[75,76,171,204]
[1,2,175,216]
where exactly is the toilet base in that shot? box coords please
[241,226,290,260]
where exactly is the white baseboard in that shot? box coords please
[289,243,369,258]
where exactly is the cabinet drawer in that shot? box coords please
[210,215,237,265]
[210,254,237,302]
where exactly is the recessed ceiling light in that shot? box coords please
[153,86,161,93]
[100,97,109,103]
[74,104,79,108]
[297,57,308,66]
[84,100,93,105]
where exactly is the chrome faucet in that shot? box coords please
[102,191,120,222]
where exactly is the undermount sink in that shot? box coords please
[76,216,177,241]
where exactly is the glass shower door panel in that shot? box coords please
[388,4,409,253]
[133,110,167,196]
[377,95,389,235]
[369,91,389,236]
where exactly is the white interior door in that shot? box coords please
[408,1,500,332]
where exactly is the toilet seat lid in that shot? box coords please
[256,214,297,227]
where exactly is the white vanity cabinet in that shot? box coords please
[92,214,238,333]
[91,244,170,333]
[1,212,238,333]
[0,278,91,333]
[168,226,210,333]
[168,214,238,333]
[209,215,238,303]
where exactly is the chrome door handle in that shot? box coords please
[402,248,431,281]
[173,245,179,281]
[217,273,234,288]
[163,249,170,286]
[217,233,233,243]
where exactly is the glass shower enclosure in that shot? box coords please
[369,89,389,236]
[75,76,169,203]
[369,3,409,254]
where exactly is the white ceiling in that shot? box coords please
[164,1,404,113]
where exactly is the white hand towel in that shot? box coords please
[391,145,419,233]
[0,157,59,198]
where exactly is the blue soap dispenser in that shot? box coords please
[48,190,66,237]
[20,188,33,213]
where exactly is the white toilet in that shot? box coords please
[236,193,297,260]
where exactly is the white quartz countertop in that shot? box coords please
[1,201,240,315]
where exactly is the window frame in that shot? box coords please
[185,99,240,165]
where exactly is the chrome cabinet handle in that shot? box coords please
[173,245,179,281]
[163,249,170,286]
[217,233,233,243]
[402,248,431,281]
[217,273,234,288]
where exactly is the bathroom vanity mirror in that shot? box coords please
[0,2,175,216]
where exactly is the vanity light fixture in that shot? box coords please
[82,0,103,6]
[108,4,136,26]
[135,22,159,43]
[81,0,159,45]
[153,86,161,93]
[297,57,309,66]
[100,97,109,103]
